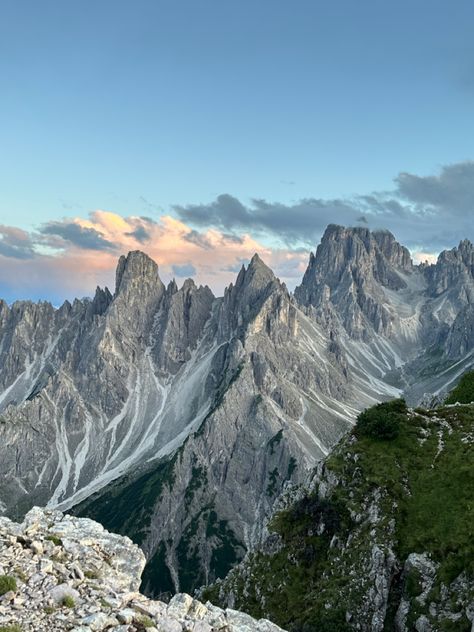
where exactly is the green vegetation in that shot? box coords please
[134,615,154,628]
[74,452,178,545]
[445,370,474,405]
[266,467,280,497]
[175,504,243,593]
[61,595,75,608]
[287,456,297,478]
[0,625,22,632]
[140,543,174,599]
[45,534,62,546]
[354,398,407,440]
[43,606,55,614]
[204,395,474,631]
[0,576,17,596]
[206,510,242,580]
[268,429,283,455]
[176,513,203,593]
[184,463,207,504]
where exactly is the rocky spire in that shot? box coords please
[114,250,164,297]
[110,251,166,334]
[295,225,415,339]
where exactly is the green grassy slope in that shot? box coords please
[203,378,474,632]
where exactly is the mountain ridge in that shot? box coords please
[0,225,473,596]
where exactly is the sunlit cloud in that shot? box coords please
[0,212,306,303]
[1,161,473,304]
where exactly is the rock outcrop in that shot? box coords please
[0,507,285,632]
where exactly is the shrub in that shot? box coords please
[61,595,75,608]
[404,567,423,598]
[355,399,407,440]
[134,615,155,628]
[0,626,22,632]
[0,576,17,596]
[445,370,474,405]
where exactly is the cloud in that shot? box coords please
[0,225,36,259]
[183,230,213,249]
[174,194,356,247]
[41,221,117,251]
[394,161,474,215]
[0,161,473,303]
[125,226,151,243]
[172,263,197,277]
[174,162,474,255]
[0,210,306,301]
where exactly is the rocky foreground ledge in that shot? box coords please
[0,508,284,632]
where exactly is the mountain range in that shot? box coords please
[0,224,473,597]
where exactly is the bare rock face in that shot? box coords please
[0,507,284,632]
[295,224,415,340]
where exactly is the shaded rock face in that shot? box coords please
[0,507,284,632]
[0,226,473,596]
[295,225,414,340]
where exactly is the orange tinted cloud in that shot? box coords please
[0,211,308,303]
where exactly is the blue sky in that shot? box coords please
[1,0,474,301]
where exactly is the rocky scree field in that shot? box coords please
[0,506,285,632]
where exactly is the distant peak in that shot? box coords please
[249,253,266,267]
[459,238,474,252]
[114,250,162,296]
[231,253,277,296]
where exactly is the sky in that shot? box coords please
[1,0,474,303]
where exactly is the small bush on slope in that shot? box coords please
[445,370,474,405]
[354,398,407,440]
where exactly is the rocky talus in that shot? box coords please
[0,507,284,632]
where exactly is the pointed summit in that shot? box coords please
[110,251,165,334]
[114,250,164,297]
[295,224,416,339]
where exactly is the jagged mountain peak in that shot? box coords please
[90,286,113,316]
[235,253,276,289]
[114,250,164,296]
[318,223,412,270]
[295,224,412,312]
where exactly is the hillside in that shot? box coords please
[202,375,474,631]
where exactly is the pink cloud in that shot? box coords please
[0,211,308,302]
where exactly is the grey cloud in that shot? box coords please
[222,233,244,244]
[173,162,474,254]
[41,222,116,251]
[174,194,356,247]
[172,263,197,277]
[395,161,474,215]
[183,230,213,250]
[0,226,36,259]
[125,226,151,243]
